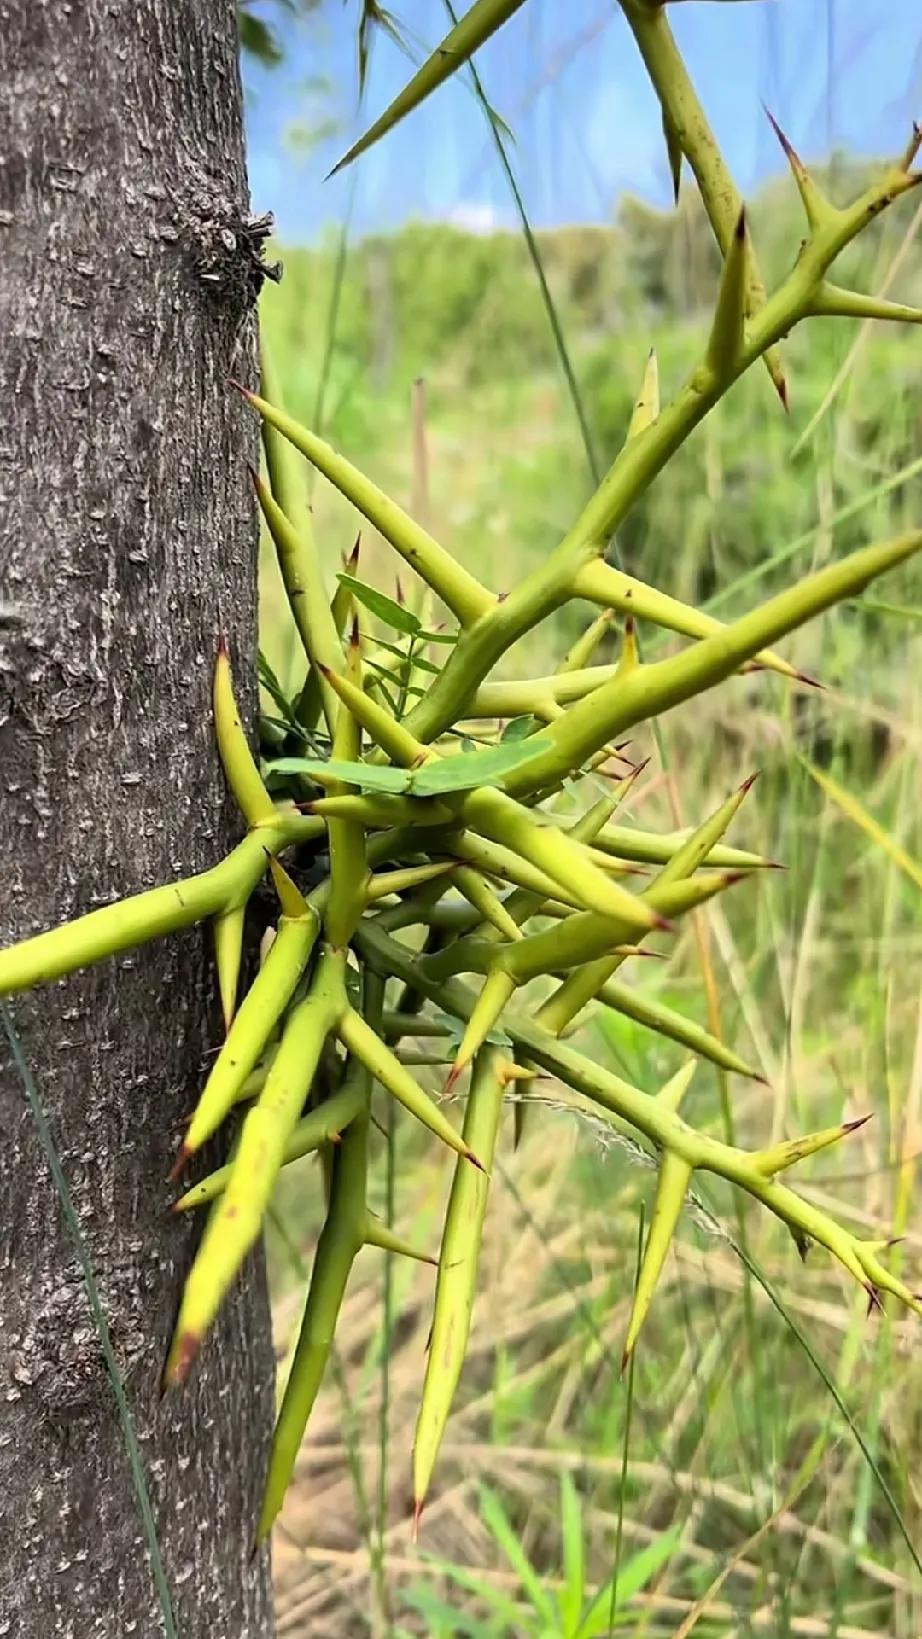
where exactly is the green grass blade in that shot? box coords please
[479,1483,559,1626]
[796,753,922,893]
[732,1235,922,1580]
[579,1525,683,1636]
[559,1471,586,1635]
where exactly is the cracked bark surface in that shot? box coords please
[0,1,276,1633]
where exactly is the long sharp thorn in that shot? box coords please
[755,1112,872,1177]
[656,1060,696,1114]
[622,1151,692,1371]
[662,111,682,206]
[811,283,922,326]
[763,106,836,229]
[626,349,660,442]
[899,121,922,172]
[706,206,748,381]
[213,906,245,1033]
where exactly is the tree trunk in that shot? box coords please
[0,2,276,1634]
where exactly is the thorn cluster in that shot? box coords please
[1,16,920,1549]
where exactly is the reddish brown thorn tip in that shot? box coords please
[466,1149,486,1174]
[316,662,332,679]
[620,1348,630,1377]
[865,1284,883,1317]
[844,1113,873,1135]
[347,533,361,567]
[723,872,748,889]
[350,613,361,648]
[901,121,922,171]
[740,770,761,794]
[735,205,747,240]
[167,1143,191,1184]
[228,376,256,403]
[167,1332,200,1388]
[652,914,673,934]
[395,576,405,606]
[411,1500,424,1544]
[777,375,790,415]
[441,1064,462,1101]
[216,633,228,659]
[763,105,799,165]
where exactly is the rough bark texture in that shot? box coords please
[0,2,277,1634]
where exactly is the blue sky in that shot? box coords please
[242,1,922,242]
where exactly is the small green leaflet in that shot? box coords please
[271,758,409,794]
[413,739,548,794]
[338,573,420,635]
[270,737,547,797]
[373,637,441,676]
[337,573,457,645]
[258,650,302,735]
[500,714,540,742]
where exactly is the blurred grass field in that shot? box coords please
[256,141,922,1637]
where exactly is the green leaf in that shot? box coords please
[269,756,411,794]
[419,627,458,645]
[364,661,427,702]
[372,636,442,675]
[577,1524,682,1637]
[258,650,302,733]
[259,714,303,744]
[410,1553,524,1631]
[410,739,545,795]
[276,740,546,798]
[402,1584,498,1638]
[501,714,541,741]
[558,1473,585,1635]
[338,573,421,635]
[363,667,408,713]
[479,1485,558,1627]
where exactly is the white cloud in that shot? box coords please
[444,200,504,235]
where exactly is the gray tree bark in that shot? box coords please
[0,2,277,1634]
